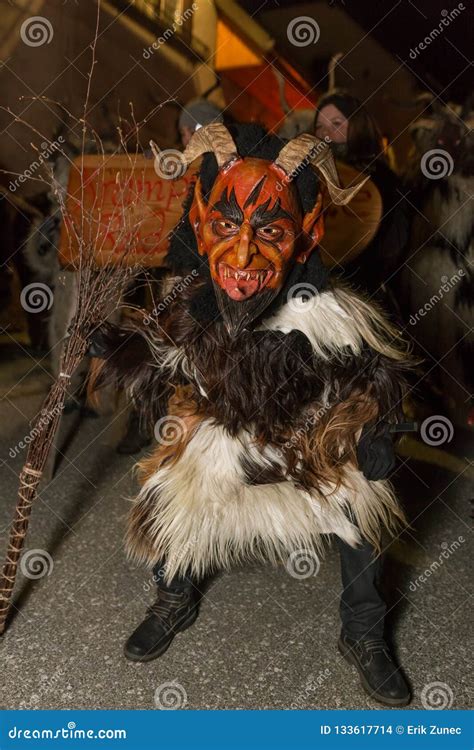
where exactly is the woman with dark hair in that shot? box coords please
[314,91,409,299]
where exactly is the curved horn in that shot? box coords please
[182,122,238,168]
[273,134,369,205]
[151,123,238,178]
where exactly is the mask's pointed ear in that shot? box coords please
[188,178,206,255]
[296,192,324,263]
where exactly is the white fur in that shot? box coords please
[129,420,398,580]
[127,284,403,578]
[425,175,473,251]
[259,290,364,359]
[403,174,473,425]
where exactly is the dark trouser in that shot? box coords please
[152,535,387,641]
[152,560,195,593]
[335,535,386,640]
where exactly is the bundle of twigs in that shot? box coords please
[0,2,149,634]
[0,262,134,633]
[0,186,141,631]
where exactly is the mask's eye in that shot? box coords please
[257,225,284,241]
[213,219,239,237]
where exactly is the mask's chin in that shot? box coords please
[212,265,282,338]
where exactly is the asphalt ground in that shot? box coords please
[0,343,472,710]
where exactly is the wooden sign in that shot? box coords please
[319,161,383,268]
[59,155,382,271]
[59,154,197,268]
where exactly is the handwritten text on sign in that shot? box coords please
[59,155,197,268]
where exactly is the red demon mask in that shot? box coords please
[152,124,367,333]
[189,158,324,302]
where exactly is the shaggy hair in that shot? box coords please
[90,122,413,580]
[93,272,411,579]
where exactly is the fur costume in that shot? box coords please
[401,96,474,426]
[94,123,410,582]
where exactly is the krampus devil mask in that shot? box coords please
[152,124,366,335]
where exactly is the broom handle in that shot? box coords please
[0,465,42,634]
[0,371,73,636]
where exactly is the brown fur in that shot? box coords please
[97,275,412,566]
[126,386,203,564]
[137,385,202,484]
[293,391,379,491]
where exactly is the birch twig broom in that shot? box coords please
[0,3,147,634]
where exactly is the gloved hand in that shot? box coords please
[356,422,396,481]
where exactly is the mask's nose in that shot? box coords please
[235,223,258,267]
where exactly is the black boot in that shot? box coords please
[338,632,411,706]
[124,566,199,662]
[336,533,411,706]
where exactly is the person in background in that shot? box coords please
[314,91,409,300]
[178,98,224,146]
